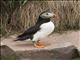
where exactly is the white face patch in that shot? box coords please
[40,12,55,18]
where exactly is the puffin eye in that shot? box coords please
[46,13,48,15]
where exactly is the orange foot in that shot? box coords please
[34,41,45,48]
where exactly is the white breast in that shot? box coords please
[32,21,55,41]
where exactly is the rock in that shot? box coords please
[1,42,5,46]
[0,45,14,56]
[77,47,80,56]
[1,31,80,60]
[78,40,80,56]
[18,45,79,60]
[0,45,19,60]
[72,58,80,60]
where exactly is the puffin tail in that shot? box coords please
[14,36,30,41]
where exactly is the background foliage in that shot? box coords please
[0,0,80,37]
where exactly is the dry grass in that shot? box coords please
[1,0,80,37]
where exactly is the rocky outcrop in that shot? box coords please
[1,31,80,60]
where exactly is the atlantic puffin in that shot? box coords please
[15,10,55,48]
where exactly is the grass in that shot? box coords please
[1,55,18,60]
[1,0,80,37]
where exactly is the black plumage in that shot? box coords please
[15,16,50,41]
[14,10,55,48]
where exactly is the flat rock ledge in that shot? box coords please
[1,42,80,60]
[19,46,79,60]
[0,45,20,60]
[1,31,80,60]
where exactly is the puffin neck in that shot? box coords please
[36,16,50,25]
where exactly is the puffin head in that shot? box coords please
[39,10,56,19]
[36,10,56,24]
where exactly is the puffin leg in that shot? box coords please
[33,40,45,48]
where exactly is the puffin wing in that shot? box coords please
[18,25,40,38]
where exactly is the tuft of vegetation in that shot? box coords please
[1,0,80,37]
[0,0,28,37]
[1,55,18,60]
